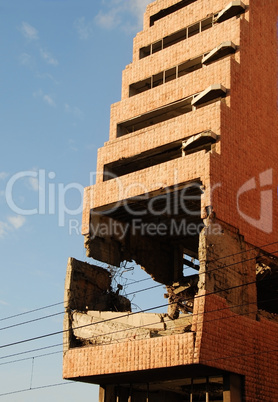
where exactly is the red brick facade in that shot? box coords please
[64,1,278,400]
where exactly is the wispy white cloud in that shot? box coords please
[74,17,94,40]
[19,52,33,67]
[19,22,59,70]
[28,176,39,191]
[64,103,84,119]
[68,139,78,152]
[74,0,150,38]
[0,215,26,239]
[0,172,8,180]
[95,8,121,30]
[40,48,59,66]
[0,300,9,306]
[0,222,9,239]
[43,94,56,107]
[94,0,151,32]
[7,215,26,230]
[20,22,39,40]
[33,89,56,107]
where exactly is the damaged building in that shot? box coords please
[63,0,278,401]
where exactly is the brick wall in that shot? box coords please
[198,292,278,401]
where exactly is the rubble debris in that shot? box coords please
[71,310,193,345]
[165,275,198,319]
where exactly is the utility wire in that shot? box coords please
[0,311,64,331]
[0,350,63,366]
[0,343,62,361]
[0,382,74,398]
[0,302,64,323]
[1,243,277,332]
[0,272,275,350]
[0,278,153,323]
[1,294,277,365]
[1,239,277,323]
[1,345,278,399]
[0,284,164,332]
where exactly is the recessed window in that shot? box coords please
[164,28,187,49]
[117,96,193,137]
[119,86,226,137]
[152,40,163,54]
[140,2,246,60]
[188,22,200,38]
[178,56,203,77]
[165,67,177,83]
[139,45,151,59]
[152,72,163,88]
[256,256,278,316]
[150,0,198,26]
[129,77,152,97]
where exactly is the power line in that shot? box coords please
[0,277,153,324]
[1,293,277,366]
[0,345,278,399]
[0,283,164,333]
[1,243,277,332]
[0,272,275,351]
[0,302,64,323]
[0,343,62,361]
[0,382,74,398]
[0,311,64,331]
[0,350,63,366]
[2,239,277,324]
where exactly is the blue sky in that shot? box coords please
[0,1,154,400]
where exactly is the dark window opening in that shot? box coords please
[103,140,183,181]
[85,183,204,330]
[130,54,203,97]
[165,67,177,83]
[256,256,278,316]
[102,374,242,402]
[152,40,163,54]
[131,42,236,97]
[141,15,214,60]
[188,21,200,38]
[119,86,226,138]
[104,130,217,182]
[178,56,203,77]
[140,2,246,60]
[140,45,151,59]
[150,0,198,26]
[152,72,164,88]
[164,28,187,49]
[201,17,213,31]
[129,77,152,97]
[117,96,193,137]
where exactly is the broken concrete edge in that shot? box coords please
[64,217,278,353]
